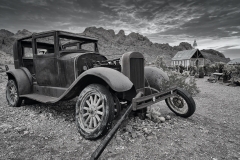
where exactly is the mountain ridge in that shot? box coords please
[0,27,230,65]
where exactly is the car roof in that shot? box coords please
[18,30,98,41]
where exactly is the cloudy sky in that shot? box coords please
[0,0,239,59]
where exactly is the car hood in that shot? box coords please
[59,51,99,60]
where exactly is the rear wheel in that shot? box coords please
[6,79,22,107]
[165,88,195,118]
[76,84,114,140]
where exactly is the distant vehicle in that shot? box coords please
[6,30,196,140]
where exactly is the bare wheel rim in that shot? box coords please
[78,92,105,133]
[6,80,18,105]
[167,95,188,114]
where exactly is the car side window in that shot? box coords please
[35,36,55,56]
[81,43,94,52]
[23,47,33,58]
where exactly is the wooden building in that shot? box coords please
[171,49,205,70]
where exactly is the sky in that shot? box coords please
[0,0,239,59]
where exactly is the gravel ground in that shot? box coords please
[0,71,239,160]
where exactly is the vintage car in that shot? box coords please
[6,30,196,141]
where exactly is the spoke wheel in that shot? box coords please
[165,88,196,118]
[6,79,22,107]
[76,84,114,140]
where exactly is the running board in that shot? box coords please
[20,94,59,103]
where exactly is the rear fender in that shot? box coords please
[144,66,169,92]
[6,67,32,95]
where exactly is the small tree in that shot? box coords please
[155,56,168,71]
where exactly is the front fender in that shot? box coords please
[78,67,133,92]
[145,66,169,92]
[6,67,32,95]
[56,67,134,102]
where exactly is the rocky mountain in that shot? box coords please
[13,29,32,39]
[201,49,230,63]
[200,49,230,63]
[0,27,230,65]
[0,29,14,37]
[83,27,195,64]
[0,29,32,55]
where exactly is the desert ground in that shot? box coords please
[0,68,239,160]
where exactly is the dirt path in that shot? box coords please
[0,75,239,160]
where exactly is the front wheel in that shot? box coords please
[76,84,114,140]
[165,88,196,118]
[6,79,22,107]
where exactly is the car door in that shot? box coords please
[32,33,59,87]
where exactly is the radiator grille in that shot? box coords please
[130,58,144,89]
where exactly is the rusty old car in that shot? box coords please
[6,30,196,157]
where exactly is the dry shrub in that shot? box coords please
[155,56,200,96]
[161,71,200,96]
[224,64,240,85]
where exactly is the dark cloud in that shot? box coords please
[0,0,239,59]
[158,0,240,37]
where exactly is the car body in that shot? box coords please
[6,30,196,140]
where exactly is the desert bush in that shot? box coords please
[223,65,234,79]
[203,64,210,76]
[155,56,200,96]
[216,62,225,73]
[207,62,225,74]
[224,64,240,85]
[160,71,200,96]
[190,66,197,76]
[208,63,217,73]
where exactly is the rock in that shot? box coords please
[125,125,133,133]
[146,135,154,140]
[0,123,12,130]
[116,146,125,150]
[152,131,157,135]
[23,130,29,135]
[116,135,122,141]
[165,115,171,120]
[131,132,137,139]
[123,131,129,137]
[158,117,165,123]
[14,127,26,133]
[143,128,151,134]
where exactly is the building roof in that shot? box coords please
[172,49,198,60]
[227,58,240,65]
